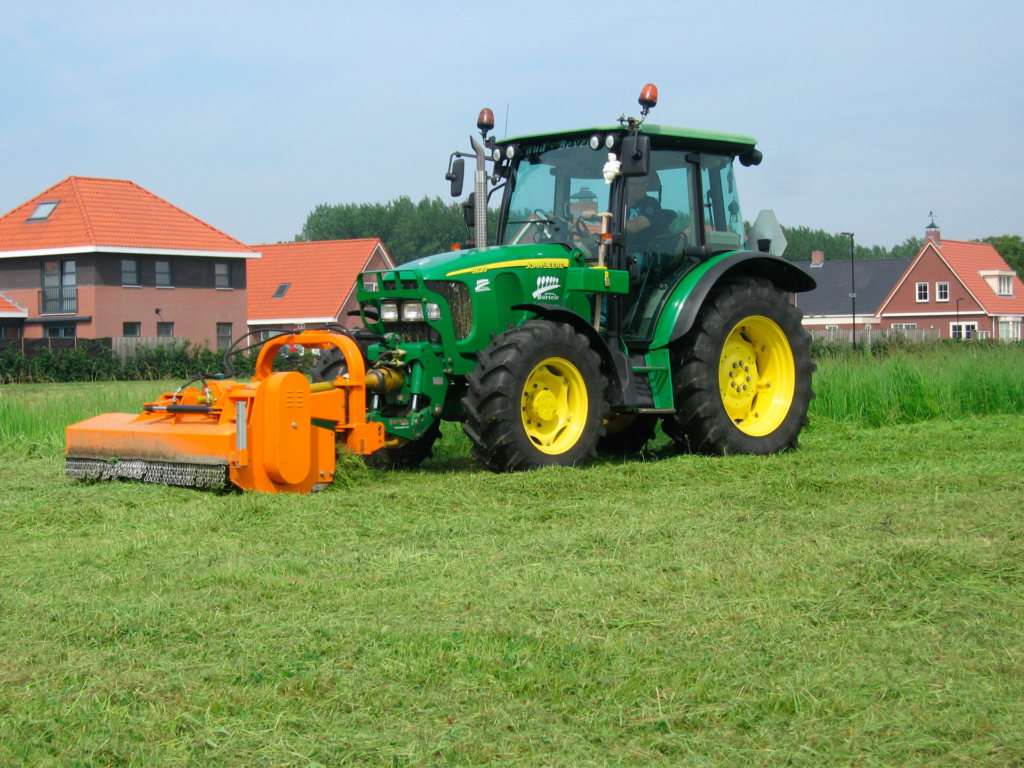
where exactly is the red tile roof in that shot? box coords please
[934,240,1024,315]
[0,176,254,255]
[247,239,392,322]
[0,292,27,315]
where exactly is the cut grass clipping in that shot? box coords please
[1,343,1023,765]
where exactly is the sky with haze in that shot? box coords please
[2,1,1021,252]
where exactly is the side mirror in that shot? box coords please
[462,192,475,228]
[619,134,651,177]
[446,158,465,197]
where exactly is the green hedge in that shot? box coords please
[0,341,317,384]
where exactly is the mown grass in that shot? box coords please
[1,346,1023,765]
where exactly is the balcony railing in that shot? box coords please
[38,288,78,315]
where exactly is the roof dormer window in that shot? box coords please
[998,275,1013,296]
[272,283,291,299]
[27,201,59,221]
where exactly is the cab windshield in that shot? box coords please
[500,138,609,255]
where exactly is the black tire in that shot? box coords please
[364,421,442,470]
[597,413,658,455]
[463,320,608,472]
[311,346,349,383]
[664,276,815,455]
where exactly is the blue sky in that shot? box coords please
[2,1,1021,251]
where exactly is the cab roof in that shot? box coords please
[500,123,758,156]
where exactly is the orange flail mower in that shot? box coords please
[66,331,384,494]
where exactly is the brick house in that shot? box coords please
[876,225,1024,340]
[246,239,394,337]
[0,176,258,347]
[793,251,912,330]
[0,292,28,338]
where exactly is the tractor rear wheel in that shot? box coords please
[664,277,814,455]
[463,320,607,472]
[598,413,658,454]
[311,347,349,383]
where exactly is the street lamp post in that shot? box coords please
[955,297,964,340]
[840,232,856,348]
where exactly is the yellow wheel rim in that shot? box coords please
[718,316,796,437]
[521,357,589,454]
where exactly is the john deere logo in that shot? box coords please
[532,275,560,301]
[475,278,491,292]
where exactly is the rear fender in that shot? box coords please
[648,251,816,349]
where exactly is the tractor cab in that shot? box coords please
[491,133,752,340]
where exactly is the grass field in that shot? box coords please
[1,348,1023,766]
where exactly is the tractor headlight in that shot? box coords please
[605,134,619,151]
[589,133,602,150]
[491,147,502,162]
[425,302,442,321]
[401,301,424,322]
[380,302,399,322]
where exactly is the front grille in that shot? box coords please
[388,322,439,343]
[382,279,418,291]
[425,281,473,341]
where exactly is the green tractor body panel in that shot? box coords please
[356,243,630,440]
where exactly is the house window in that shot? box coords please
[936,282,949,302]
[27,201,59,221]
[260,329,287,341]
[45,324,76,338]
[123,322,141,337]
[157,322,174,337]
[916,282,929,302]
[998,275,1013,296]
[951,322,978,340]
[272,283,290,299]
[825,325,839,330]
[215,263,232,289]
[998,320,1022,341]
[362,280,378,292]
[892,323,917,330]
[41,260,76,314]
[155,260,173,287]
[216,323,233,350]
[122,259,140,287]
[3,325,23,339]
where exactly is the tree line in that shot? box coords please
[297,196,1023,273]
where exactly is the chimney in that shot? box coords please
[811,250,825,266]
[925,212,940,247]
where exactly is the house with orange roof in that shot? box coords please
[0,292,28,338]
[0,176,258,345]
[876,221,1024,340]
[246,239,394,337]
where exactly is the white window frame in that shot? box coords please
[950,321,978,340]
[916,282,929,302]
[998,275,1013,296]
[936,282,949,302]
[825,324,839,330]
[892,323,917,330]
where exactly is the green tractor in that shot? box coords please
[316,84,816,471]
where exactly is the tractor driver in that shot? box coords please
[623,172,663,248]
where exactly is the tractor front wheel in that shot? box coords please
[664,277,814,455]
[463,320,607,472]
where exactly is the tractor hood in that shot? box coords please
[393,243,579,281]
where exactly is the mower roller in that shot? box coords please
[65,331,384,494]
